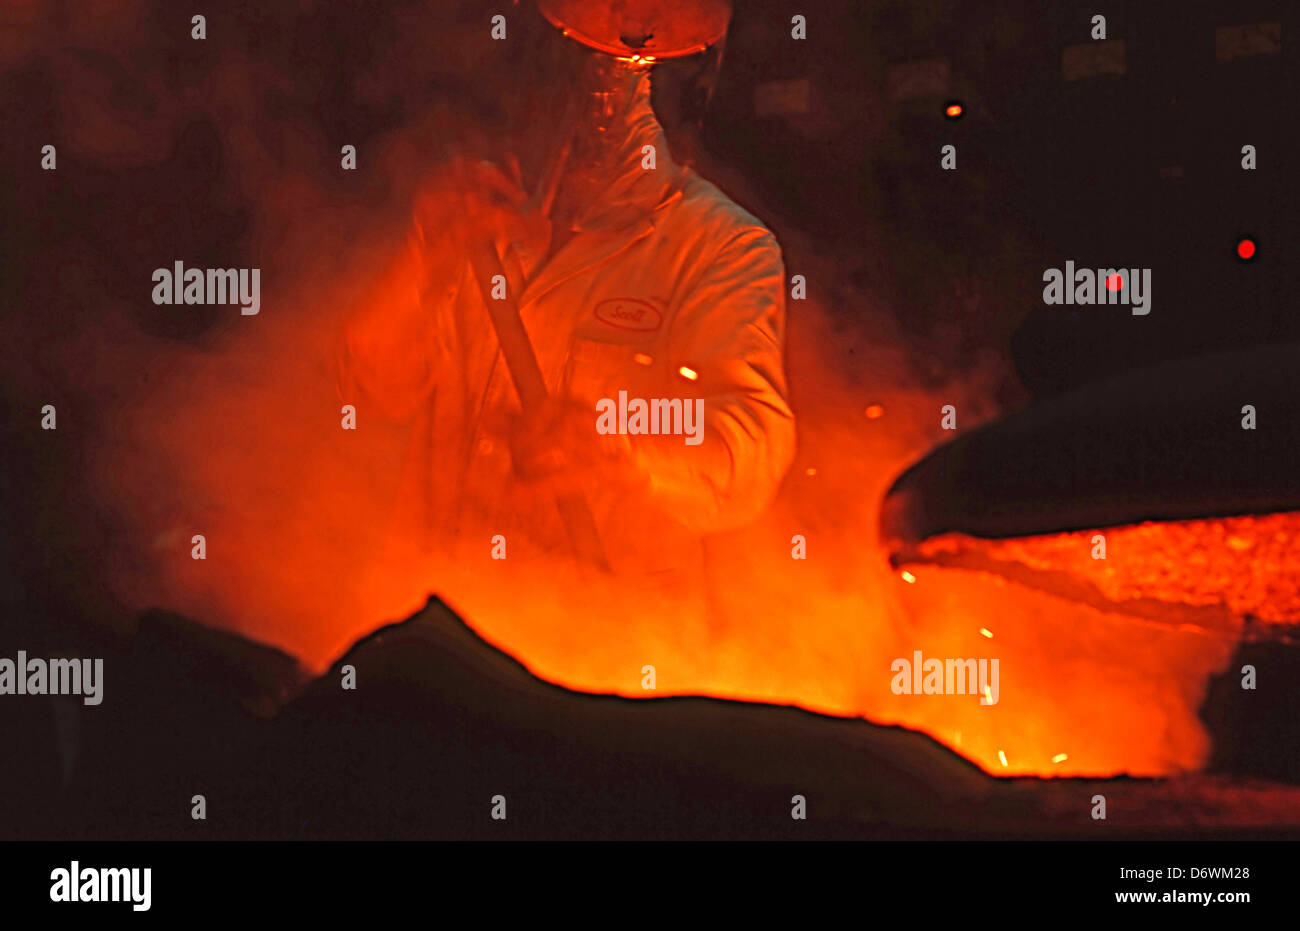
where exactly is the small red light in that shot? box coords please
[1105,273,1123,291]
[1237,238,1256,261]
[945,103,963,119]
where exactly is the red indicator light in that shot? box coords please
[1236,238,1256,261]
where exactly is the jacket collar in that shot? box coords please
[516,76,686,308]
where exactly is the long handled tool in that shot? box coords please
[467,240,609,571]
[465,69,611,566]
[465,98,609,570]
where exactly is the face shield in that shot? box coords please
[513,0,732,212]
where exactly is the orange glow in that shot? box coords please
[84,178,1249,785]
[805,467,817,476]
[633,352,653,366]
[945,103,963,118]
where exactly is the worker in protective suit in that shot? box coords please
[337,0,795,591]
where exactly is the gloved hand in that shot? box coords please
[411,155,550,274]
[507,396,637,497]
[339,154,550,419]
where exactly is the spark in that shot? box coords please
[864,404,884,419]
[979,627,993,638]
[1052,753,1069,764]
[900,570,916,584]
[678,365,698,381]
[998,750,1008,767]
[633,353,653,366]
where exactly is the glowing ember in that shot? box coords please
[678,365,698,380]
[979,627,993,638]
[1052,753,1069,763]
[901,570,917,583]
[864,404,884,419]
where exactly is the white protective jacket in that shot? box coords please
[341,78,795,579]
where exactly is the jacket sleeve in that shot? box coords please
[631,224,796,532]
[335,225,459,422]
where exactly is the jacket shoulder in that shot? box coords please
[668,169,780,255]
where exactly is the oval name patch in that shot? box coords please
[594,298,663,332]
